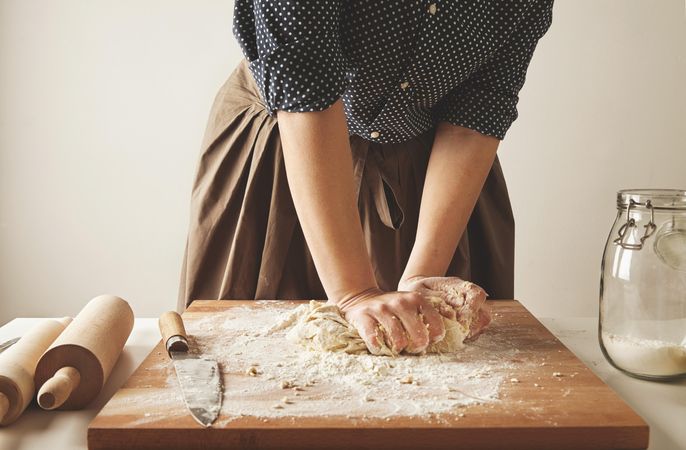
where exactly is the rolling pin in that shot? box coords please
[34,294,134,410]
[0,317,72,426]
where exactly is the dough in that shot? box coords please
[283,299,471,356]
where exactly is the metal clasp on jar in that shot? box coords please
[614,199,657,250]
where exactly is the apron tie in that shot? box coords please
[352,140,405,231]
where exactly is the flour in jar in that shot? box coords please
[602,323,686,377]
[601,318,686,376]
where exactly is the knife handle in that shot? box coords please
[159,311,189,355]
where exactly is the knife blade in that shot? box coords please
[158,311,222,427]
[0,337,20,354]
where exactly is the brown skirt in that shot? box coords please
[176,58,514,310]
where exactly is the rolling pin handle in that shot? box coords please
[158,311,189,355]
[37,366,81,410]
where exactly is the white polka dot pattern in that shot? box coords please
[232,0,553,143]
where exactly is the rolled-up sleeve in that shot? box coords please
[232,0,348,116]
[433,1,554,140]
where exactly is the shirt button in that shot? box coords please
[400,81,410,90]
[370,131,380,139]
[427,3,438,15]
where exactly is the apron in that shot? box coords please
[177,58,515,310]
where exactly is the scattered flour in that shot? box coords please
[113,302,527,425]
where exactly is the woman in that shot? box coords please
[178,1,554,354]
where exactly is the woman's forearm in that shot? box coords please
[277,99,378,303]
[401,122,499,282]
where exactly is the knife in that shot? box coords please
[158,311,222,427]
[0,337,20,354]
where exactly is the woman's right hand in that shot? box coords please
[397,276,491,340]
[335,288,446,355]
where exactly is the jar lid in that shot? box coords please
[617,189,686,210]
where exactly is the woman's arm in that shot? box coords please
[277,99,444,354]
[277,99,375,303]
[400,122,499,283]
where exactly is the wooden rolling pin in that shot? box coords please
[34,294,134,410]
[0,317,72,426]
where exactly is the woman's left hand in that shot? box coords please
[398,275,492,339]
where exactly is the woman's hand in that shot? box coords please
[398,276,491,339]
[335,288,445,355]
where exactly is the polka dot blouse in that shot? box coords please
[232,0,554,143]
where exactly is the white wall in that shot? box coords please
[500,0,686,317]
[1,0,685,323]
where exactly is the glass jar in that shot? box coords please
[599,189,686,380]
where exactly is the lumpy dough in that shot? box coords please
[284,298,473,356]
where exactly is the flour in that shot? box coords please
[602,331,686,376]
[601,317,686,377]
[115,302,525,425]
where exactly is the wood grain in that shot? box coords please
[88,300,649,450]
[35,295,134,410]
[0,317,72,425]
[158,311,189,354]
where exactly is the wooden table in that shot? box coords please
[86,300,648,450]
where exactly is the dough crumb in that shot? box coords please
[509,378,520,383]
[399,374,414,384]
[246,366,260,376]
[271,404,283,410]
[280,380,295,389]
[282,396,293,404]
[552,372,563,377]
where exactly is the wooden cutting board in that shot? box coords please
[88,300,648,450]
